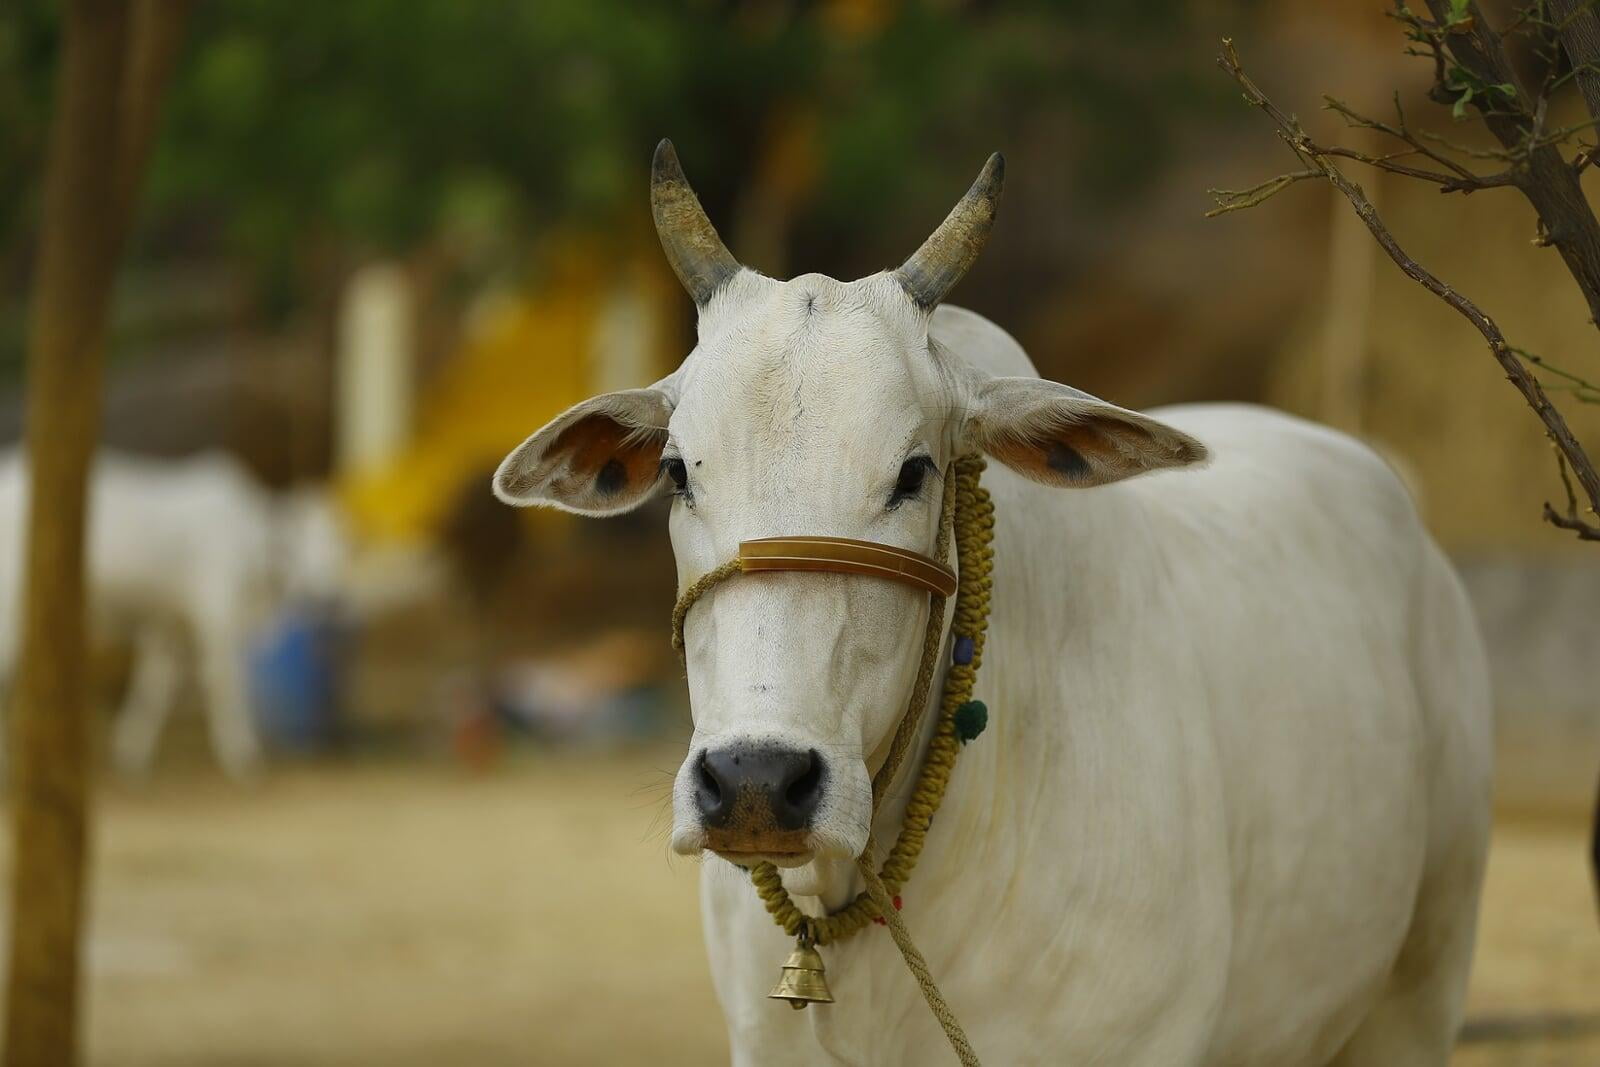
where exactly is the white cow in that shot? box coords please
[495,144,1493,1065]
[0,451,346,779]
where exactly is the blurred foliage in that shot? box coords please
[0,0,1230,343]
[0,2,56,364]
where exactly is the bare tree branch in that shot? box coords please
[1325,93,1484,180]
[1213,39,1600,544]
[1312,139,1520,192]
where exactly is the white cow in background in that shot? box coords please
[494,144,1494,1064]
[0,450,347,780]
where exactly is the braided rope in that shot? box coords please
[670,559,741,657]
[858,842,981,1067]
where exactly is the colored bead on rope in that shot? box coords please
[953,700,987,744]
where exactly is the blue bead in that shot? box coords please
[952,636,975,665]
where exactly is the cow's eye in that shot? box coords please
[888,455,935,509]
[660,456,689,498]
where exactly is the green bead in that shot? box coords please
[953,700,987,743]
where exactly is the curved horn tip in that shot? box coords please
[895,152,1008,311]
[980,151,1004,187]
[649,138,741,307]
[652,138,684,184]
[964,152,1006,221]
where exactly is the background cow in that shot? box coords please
[0,451,347,779]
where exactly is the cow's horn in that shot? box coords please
[651,139,742,307]
[894,152,1004,310]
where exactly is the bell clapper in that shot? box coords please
[767,933,834,1010]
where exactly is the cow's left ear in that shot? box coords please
[493,385,674,515]
[967,377,1208,488]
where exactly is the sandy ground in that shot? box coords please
[0,750,1594,1066]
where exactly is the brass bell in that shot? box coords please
[767,941,834,1009]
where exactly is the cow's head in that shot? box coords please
[495,142,1206,883]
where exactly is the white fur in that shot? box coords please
[498,274,1493,1065]
[0,451,348,780]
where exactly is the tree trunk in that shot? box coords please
[1547,0,1600,129]
[5,3,188,1064]
[1425,0,1600,330]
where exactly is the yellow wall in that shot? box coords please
[341,244,682,543]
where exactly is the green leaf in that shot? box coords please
[1452,86,1474,119]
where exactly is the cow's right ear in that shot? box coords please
[493,386,674,515]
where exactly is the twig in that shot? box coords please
[1412,125,1523,161]
[1544,448,1600,539]
[1312,141,1519,192]
[1512,347,1600,402]
[1214,38,1600,543]
[1205,171,1321,217]
[1326,93,1487,178]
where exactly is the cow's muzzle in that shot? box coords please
[694,744,824,856]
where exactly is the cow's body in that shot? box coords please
[700,306,1492,1065]
[495,146,1493,1066]
[0,451,339,779]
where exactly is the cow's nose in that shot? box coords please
[695,746,824,831]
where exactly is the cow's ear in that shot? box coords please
[967,377,1207,488]
[493,387,673,515]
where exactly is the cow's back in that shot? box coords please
[930,306,1488,1062]
[1133,406,1456,1062]
[976,399,1489,1063]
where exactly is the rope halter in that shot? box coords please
[669,454,996,1067]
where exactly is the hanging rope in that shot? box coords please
[858,841,982,1067]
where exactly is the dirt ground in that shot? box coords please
[3,750,1595,1066]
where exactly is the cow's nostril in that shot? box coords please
[695,751,731,827]
[784,750,823,813]
[696,752,721,802]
